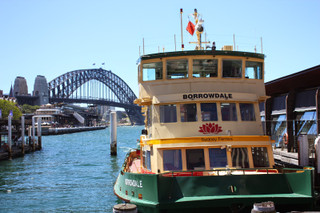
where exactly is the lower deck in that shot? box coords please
[138,135,275,174]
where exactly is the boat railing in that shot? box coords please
[122,149,140,172]
[161,167,312,177]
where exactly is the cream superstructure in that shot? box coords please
[134,50,273,174]
[136,50,267,138]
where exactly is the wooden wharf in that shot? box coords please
[0,116,107,161]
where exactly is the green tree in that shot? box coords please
[0,99,22,120]
[20,104,40,114]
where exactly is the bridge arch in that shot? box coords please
[48,68,143,125]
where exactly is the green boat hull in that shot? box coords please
[114,168,315,213]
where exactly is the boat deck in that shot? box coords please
[129,158,141,173]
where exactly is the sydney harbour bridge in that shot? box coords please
[15,68,144,125]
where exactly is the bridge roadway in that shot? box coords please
[49,97,141,111]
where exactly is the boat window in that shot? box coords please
[142,62,163,81]
[245,61,263,79]
[221,103,237,121]
[252,147,269,167]
[143,150,152,170]
[186,149,205,170]
[180,103,197,122]
[160,104,177,123]
[167,59,188,79]
[209,148,228,168]
[240,103,256,121]
[222,60,242,78]
[231,148,249,168]
[163,150,182,171]
[146,151,151,170]
[193,59,218,78]
[201,103,218,121]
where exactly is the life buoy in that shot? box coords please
[283,133,288,145]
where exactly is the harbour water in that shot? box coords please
[0,126,143,212]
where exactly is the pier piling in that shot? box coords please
[37,117,42,150]
[113,203,137,213]
[110,111,117,156]
[21,116,25,155]
[8,115,12,159]
[298,134,309,167]
[32,116,36,151]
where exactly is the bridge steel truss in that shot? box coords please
[48,68,144,125]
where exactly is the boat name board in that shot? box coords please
[183,93,233,100]
[201,137,233,142]
[125,178,143,188]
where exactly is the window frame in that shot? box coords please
[162,149,183,171]
[245,61,263,80]
[192,59,218,78]
[222,59,243,78]
[159,104,177,123]
[142,61,163,81]
[186,149,205,170]
[200,103,218,121]
[166,58,189,80]
[220,102,238,121]
[239,103,256,121]
[209,147,228,168]
[180,103,198,122]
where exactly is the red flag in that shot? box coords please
[186,21,195,36]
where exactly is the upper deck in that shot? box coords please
[137,50,267,103]
[135,49,268,139]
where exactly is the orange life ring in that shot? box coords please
[283,133,288,145]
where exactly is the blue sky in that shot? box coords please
[1,0,319,96]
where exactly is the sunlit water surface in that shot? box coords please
[0,126,143,212]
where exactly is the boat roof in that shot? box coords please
[139,50,265,62]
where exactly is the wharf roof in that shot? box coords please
[139,50,265,61]
[265,65,320,96]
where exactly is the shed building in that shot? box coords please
[262,65,320,152]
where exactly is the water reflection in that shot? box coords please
[0,126,143,212]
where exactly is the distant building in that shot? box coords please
[33,75,49,106]
[13,76,28,96]
[0,89,16,102]
[13,75,49,106]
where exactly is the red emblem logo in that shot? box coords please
[199,123,222,134]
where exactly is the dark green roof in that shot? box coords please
[139,50,265,61]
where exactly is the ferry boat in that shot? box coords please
[114,9,315,213]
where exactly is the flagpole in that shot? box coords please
[180,8,184,51]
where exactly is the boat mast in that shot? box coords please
[194,9,202,49]
[189,9,209,50]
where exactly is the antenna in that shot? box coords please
[260,37,263,54]
[233,34,236,51]
[174,34,177,51]
[180,8,184,50]
[143,38,145,55]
